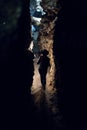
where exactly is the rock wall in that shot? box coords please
[54,0,87,129]
[0,0,34,129]
[38,0,59,88]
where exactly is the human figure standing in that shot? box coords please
[37,50,50,89]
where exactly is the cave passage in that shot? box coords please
[29,0,52,90]
[31,57,64,130]
[29,0,58,91]
[27,1,64,130]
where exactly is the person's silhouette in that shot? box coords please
[37,50,50,89]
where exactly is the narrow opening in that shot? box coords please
[29,0,44,57]
[29,0,58,94]
[27,1,64,129]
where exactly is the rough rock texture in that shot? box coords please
[0,0,34,129]
[54,0,87,129]
[38,0,59,88]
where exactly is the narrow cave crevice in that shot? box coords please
[28,1,65,130]
[29,0,60,91]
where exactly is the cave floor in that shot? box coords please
[30,58,64,130]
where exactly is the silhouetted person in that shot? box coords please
[37,50,50,89]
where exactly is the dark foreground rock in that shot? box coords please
[54,0,87,130]
[0,0,34,129]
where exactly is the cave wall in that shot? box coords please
[0,0,34,129]
[54,0,87,129]
[38,0,59,88]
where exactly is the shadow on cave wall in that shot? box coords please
[54,0,87,130]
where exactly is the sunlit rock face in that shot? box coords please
[38,0,59,88]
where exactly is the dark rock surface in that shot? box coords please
[0,0,34,129]
[54,0,87,129]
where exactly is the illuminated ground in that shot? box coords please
[31,58,64,130]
